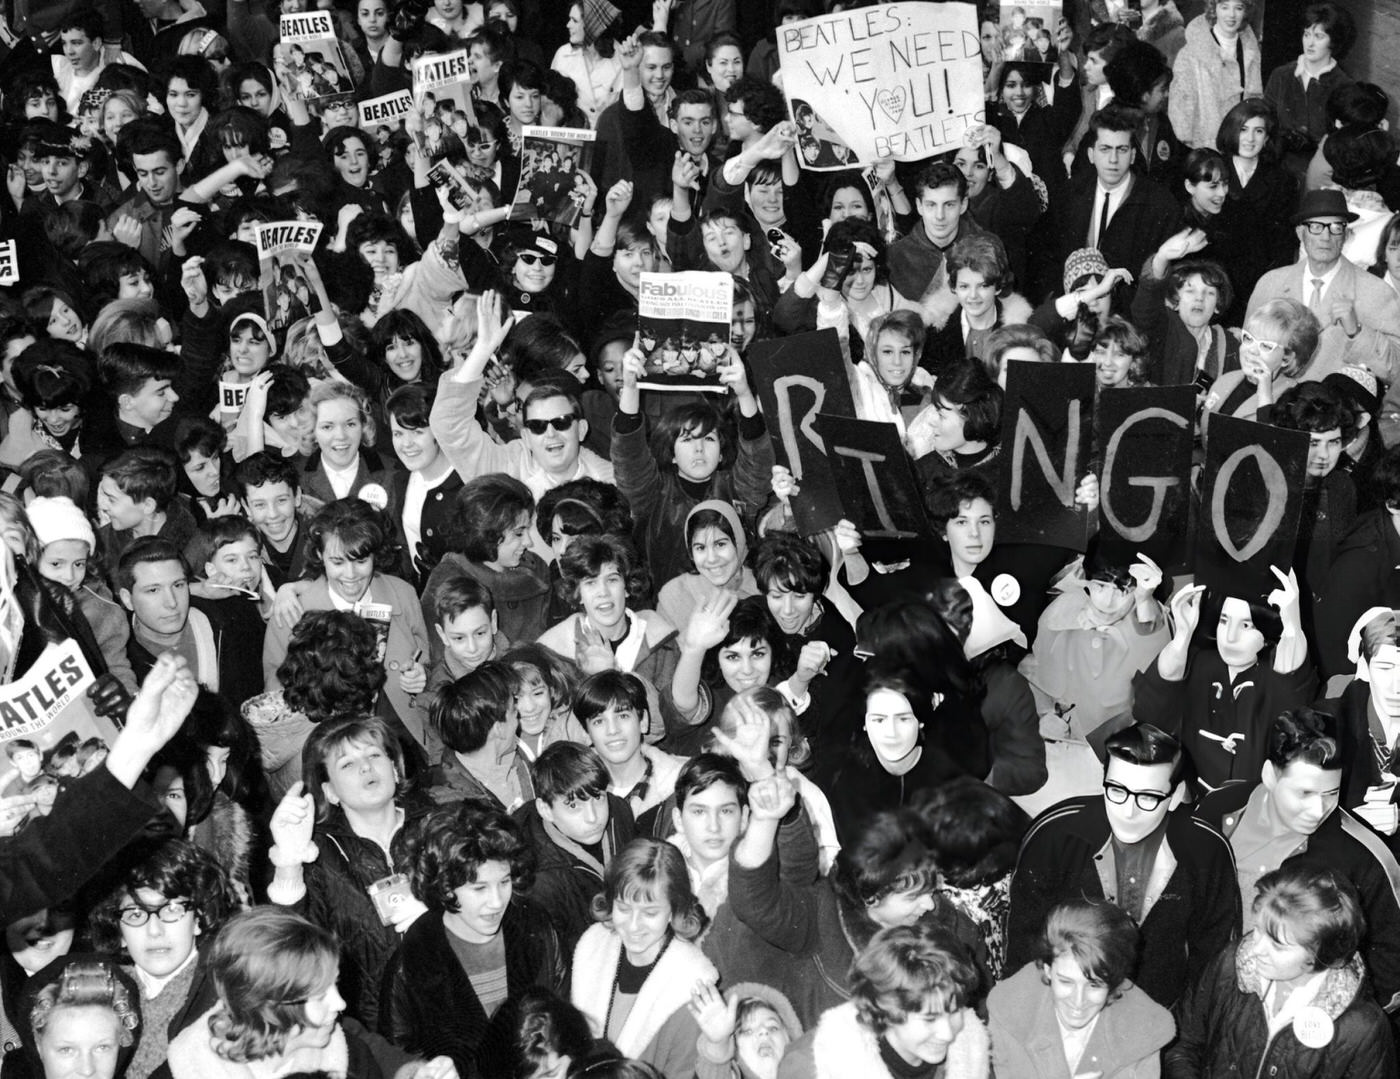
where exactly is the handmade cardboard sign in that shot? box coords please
[749,330,855,535]
[1096,385,1194,567]
[776,1,985,168]
[813,414,928,539]
[996,360,1094,549]
[1195,414,1309,596]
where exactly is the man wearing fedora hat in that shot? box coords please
[1245,187,1400,387]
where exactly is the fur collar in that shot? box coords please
[918,290,1034,333]
[1234,933,1366,1019]
[812,1001,989,1079]
[570,924,717,1057]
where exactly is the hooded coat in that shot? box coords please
[657,500,760,633]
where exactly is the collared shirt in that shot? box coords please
[1229,784,1309,929]
[1091,176,1133,247]
[1301,258,1344,310]
[1111,814,1169,922]
[322,458,359,499]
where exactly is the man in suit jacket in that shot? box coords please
[1246,188,1400,418]
[1054,104,1181,301]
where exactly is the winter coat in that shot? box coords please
[381,902,565,1076]
[514,796,636,956]
[1168,16,1263,149]
[1315,511,1400,679]
[989,961,1174,1079]
[1005,797,1241,1008]
[1128,255,1241,388]
[611,409,774,589]
[261,573,432,747]
[779,1001,989,1079]
[420,552,552,664]
[1164,936,1395,1079]
[726,838,989,1031]
[1196,783,1400,1014]
[1139,2,1187,66]
[282,799,433,1031]
[1132,648,1317,792]
[74,584,136,695]
[296,448,400,516]
[571,923,717,1079]
[537,610,703,746]
[163,1011,413,1079]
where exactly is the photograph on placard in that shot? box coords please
[512,126,596,227]
[279,11,355,105]
[636,272,734,392]
[996,0,1065,61]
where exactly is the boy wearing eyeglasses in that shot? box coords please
[89,838,239,1079]
[1003,722,1240,1009]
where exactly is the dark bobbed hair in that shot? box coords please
[702,595,794,688]
[535,477,634,549]
[557,533,651,611]
[1216,98,1281,164]
[752,532,827,596]
[832,808,940,913]
[369,308,444,385]
[406,798,535,911]
[450,472,535,564]
[1303,2,1356,60]
[1272,381,1357,441]
[532,741,609,805]
[511,989,598,1079]
[276,609,386,719]
[503,641,581,717]
[1165,259,1234,314]
[431,659,520,754]
[88,838,238,952]
[649,402,737,473]
[304,498,401,575]
[573,669,649,729]
[912,776,1028,888]
[930,362,1003,444]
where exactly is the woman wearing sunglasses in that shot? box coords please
[1201,298,1322,426]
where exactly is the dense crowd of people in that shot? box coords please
[0,0,1399,1076]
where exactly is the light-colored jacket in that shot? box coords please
[1169,16,1263,149]
[988,961,1175,1079]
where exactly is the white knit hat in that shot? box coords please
[26,496,96,553]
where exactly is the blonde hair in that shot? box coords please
[308,378,376,447]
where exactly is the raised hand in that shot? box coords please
[475,289,515,357]
[604,179,634,217]
[771,464,801,503]
[747,770,797,821]
[180,256,208,309]
[1129,552,1163,597]
[1168,582,1206,640]
[269,780,318,865]
[688,980,737,1044]
[681,591,739,654]
[574,617,616,674]
[104,655,199,788]
[112,215,142,250]
[711,688,776,779]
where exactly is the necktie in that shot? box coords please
[1094,189,1111,249]
[1309,277,1325,315]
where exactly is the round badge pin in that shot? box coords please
[1292,1006,1334,1049]
[990,573,1020,606]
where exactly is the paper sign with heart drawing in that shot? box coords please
[775,1,986,169]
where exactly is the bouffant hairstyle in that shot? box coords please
[302,715,408,822]
[832,808,940,912]
[924,469,997,532]
[206,908,339,1063]
[1091,315,1150,385]
[308,378,377,447]
[503,642,581,722]
[88,839,239,952]
[1303,1,1356,60]
[1037,899,1141,996]
[590,838,707,942]
[703,595,794,689]
[1254,862,1365,970]
[650,402,737,474]
[850,924,982,1033]
[557,533,651,611]
[752,532,827,596]
[929,362,1003,444]
[304,498,400,575]
[1165,259,1234,315]
[946,233,1010,293]
[276,609,386,719]
[535,477,634,551]
[1105,40,1170,108]
[1249,298,1321,379]
[1272,381,1357,442]
[855,597,973,697]
[450,473,535,564]
[406,799,535,912]
[914,776,1028,888]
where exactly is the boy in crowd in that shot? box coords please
[575,670,686,818]
[97,448,198,580]
[232,452,309,589]
[425,577,509,700]
[514,741,636,954]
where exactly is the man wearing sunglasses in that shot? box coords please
[1245,188,1400,397]
[432,304,614,562]
[1004,722,1240,1008]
